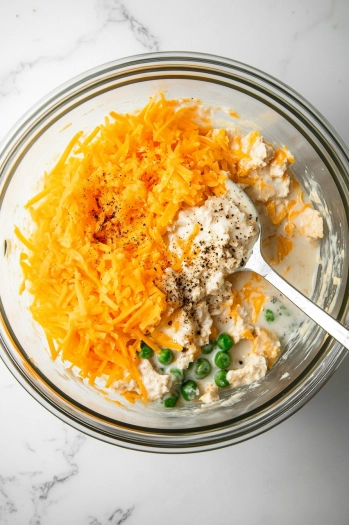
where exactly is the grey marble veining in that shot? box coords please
[0,0,349,524]
[0,0,161,141]
[0,2,158,105]
[88,507,135,525]
[97,0,159,51]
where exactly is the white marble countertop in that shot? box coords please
[1,1,349,524]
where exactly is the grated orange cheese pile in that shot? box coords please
[15,93,251,402]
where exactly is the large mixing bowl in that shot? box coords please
[0,52,349,453]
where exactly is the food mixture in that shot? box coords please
[16,93,323,408]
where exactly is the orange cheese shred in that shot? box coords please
[232,281,267,323]
[270,235,294,265]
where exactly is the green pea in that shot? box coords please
[139,342,153,359]
[163,394,179,408]
[194,358,212,380]
[214,351,231,369]
[216,333,233,351]
[214,370,229,388]
[158,348,174,365]
[265,309,275,322]
[169,368,184,382]
[181,380,198,401]
[201,342,214,354]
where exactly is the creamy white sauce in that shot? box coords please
[146,124,323,407]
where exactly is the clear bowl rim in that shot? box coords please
[1,51,349,453]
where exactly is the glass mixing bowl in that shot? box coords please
[1,52,349,453]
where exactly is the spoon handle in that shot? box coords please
[245,244,349,351]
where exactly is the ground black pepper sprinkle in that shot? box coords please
[162,187,256,343]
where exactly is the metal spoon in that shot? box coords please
[229,180,349,350]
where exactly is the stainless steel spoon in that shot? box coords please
[230,180,349,350]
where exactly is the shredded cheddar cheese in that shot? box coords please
[231,278,267,324]
[273,146,295,166]
[270,235,294,265]
[266,200,287,225]
[16,93,248,402]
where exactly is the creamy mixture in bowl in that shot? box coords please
[15,94,323,409]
